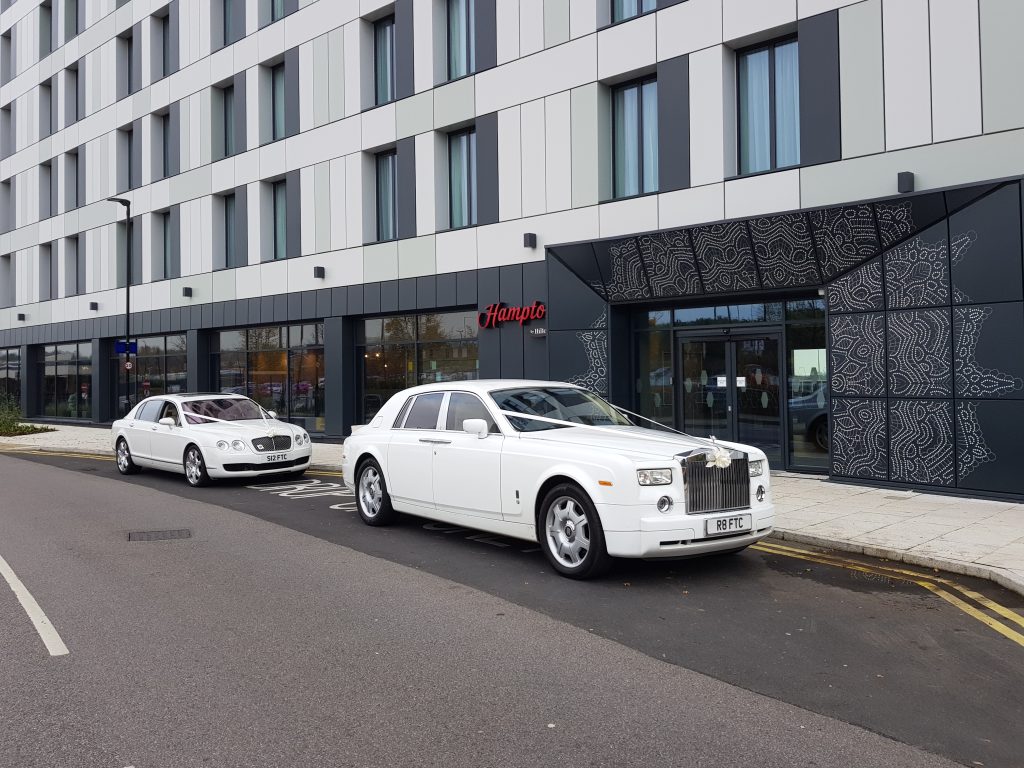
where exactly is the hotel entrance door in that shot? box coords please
[677,334,782,465]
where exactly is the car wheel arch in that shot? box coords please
[532,473,599,540]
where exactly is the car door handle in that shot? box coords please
[418,438,452,445]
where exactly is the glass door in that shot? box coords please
[677,334,782,466]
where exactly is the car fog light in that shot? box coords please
[657,496,674,513]
[756,485,765,502]
[749,460,764,477]
[216,440,229,451]
[231,440,246,452]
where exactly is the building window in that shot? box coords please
[120,126,136,192]
[223,192,240,267]
[65,150,79,210]
[40,242,56,301]
[222,0,234,47]
[448,129,476,229]
[159,210,179,279]
[0,348,22,404]
[112,335,187,415]
[271,63,286,141]
[611,0,655,23]
[738,38,800,175]
[65,63,80,125]
[376,150,397,242]
[39,160,55,219]
[272,180,287,260]
[223,84,236,156]
[40,1,54,58]
[271,0,285,23]
[374,15,395,106]
[447,0,475,81]
[64,0,79,42]
[40,77,56,138]
[213,325,325,432]
[0,253,13,308]
[612,77,658,199]
[120,29,136,98]
[357,312,479,423]
[158,11,171,78]
[39,342,92,418]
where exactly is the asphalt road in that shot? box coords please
[1,452,1022,768]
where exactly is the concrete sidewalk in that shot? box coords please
[3,423,1023,596]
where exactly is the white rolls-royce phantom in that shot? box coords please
[112,393,313,487]
[341,381,774,579]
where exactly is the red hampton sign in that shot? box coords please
[478,301,547,329]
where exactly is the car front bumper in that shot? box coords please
[598,503,775,559]
[206,450,312,478]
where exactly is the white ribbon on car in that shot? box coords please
[494,407,735,468]
[176,405,279,435]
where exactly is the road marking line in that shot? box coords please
[753,542,1024,648]
[760,540,1024,630]
[0,553,69,656]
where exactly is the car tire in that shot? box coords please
[115,438,140,475]
[810,416,829,452]
[183,445,211,487]
[355,458,396,526]
[539,483,612,579]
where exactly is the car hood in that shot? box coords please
[519,425,764,462]
[189,419,302,439]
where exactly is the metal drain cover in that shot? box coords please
[128,529,192,542]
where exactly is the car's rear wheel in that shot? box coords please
[115,438,140,475]
[540,484,611,579]
[356,459,396,526]
[811,416,829,452]
[183,445,211,487]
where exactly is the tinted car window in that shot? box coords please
[490,387,632,432]
[403,393,443,429]
[445,393,497,432]
[158,401,181,425]
[136,401,163,422]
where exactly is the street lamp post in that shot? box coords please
[108,197,132,416]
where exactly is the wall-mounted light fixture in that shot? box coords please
[16,313,25,321]
[898,172,915,194]
[89,301,99,310]
[182,287,193,298]
[313,266,326,279]
[523,233,537,249]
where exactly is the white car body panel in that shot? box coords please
[111,394,313,481]
[342,380,775,560]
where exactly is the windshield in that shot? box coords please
[182,398,267,425]
[490,387,633,432]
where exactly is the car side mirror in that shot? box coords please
[267,411,278,419]
[158,417,175,427]
[463,419,489,439]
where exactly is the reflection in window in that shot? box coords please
[111,334,187,416]
[449,129,477,228]
[613,78,658,199]
[612,0,655,23]
[738,39,799,175]
[787,323,828,469]
[0,347,21,403]
[374,16,395,106]
[39,342,92,418]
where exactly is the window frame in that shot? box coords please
[160,210,173,279]
[443,391,498,433]
[223,192,238,268]
[446,0,475,82]
[735,35,800,177]
[271,62,286,142]
[374,15,396,106]
[375,149,397,242]
[398,392,445,430]
[272,180,287,261]
[610,0,656,25]
[161,112,172,179]
[611,75,658,200]
[159,12,171,79]
[447,128,477,230]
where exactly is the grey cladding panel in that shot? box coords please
[233,71,248,154]
[476,112,499,226]
[286,171,301,258]
[396,137,417,240]
[657,55,690,193]
[798,11,841,166]
[475,0,497,72]
[285,48,300,139]
[395,0,415,100]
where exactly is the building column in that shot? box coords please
[324,316,354,439]
[92,337,114,423]
[18,344,33,417]
[186,329,210,392]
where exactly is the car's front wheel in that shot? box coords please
[115,438,140,475]
[356,458,396,526]
[183,445,211,487]
[539,484,611,579]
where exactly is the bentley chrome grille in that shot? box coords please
[679,450,750,515]
[252,435,292,452]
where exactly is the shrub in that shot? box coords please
[0,394,54,437]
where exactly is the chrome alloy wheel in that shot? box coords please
[359,466,383,518]
[185,448,204,485]
[116,440,131,472]
[545,496,591,568]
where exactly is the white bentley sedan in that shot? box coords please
[112,393,313,487]
[342,381,774,579]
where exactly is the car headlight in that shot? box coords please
[749,460,764,477]
[231,439,246,452]
[216,440,229,451]
[637,468,673,486]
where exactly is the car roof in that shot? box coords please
[142,393,250,402]
[395,380,582,397]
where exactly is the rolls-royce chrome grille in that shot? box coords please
[252,435,292,452]
[679,450,750,515]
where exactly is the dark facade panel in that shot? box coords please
[957,400,1024,494]
[233,71,248,154]
[522,260,549,381]
[130,118,143,189]
[950,185,1023,305]
[953,302,1024,399]
[316,288,332,318]
[417,276,437,309]
[476,112,500,226]
[398,278,416,310]
[380,280,398,313]
[364,282,381,315]
[332,287,348,316]
[456,271,477,305]
[288,292,302,320]
[167,101,182,177]
[395,0,415,100]
[477,268,501,378]
[475,0,497,73]
[656,54,690,193]
[302,291,317,319]
[286,170,302,258]
[131,21,143,94]
[285,47,301,139]
[830,398,889,480]
[499,265,524,379]
[168,1,181,75]
[396,137,417,239]
[797,10,841,166]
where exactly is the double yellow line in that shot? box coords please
[753,540,1024,647]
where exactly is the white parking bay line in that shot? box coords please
[0,553,69,656]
